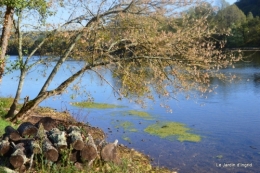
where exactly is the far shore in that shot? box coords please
[225,47,260,51]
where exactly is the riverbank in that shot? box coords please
[0,97,176,173]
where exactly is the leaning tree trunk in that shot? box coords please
[0,6,14,81]
[6,70,26,118]
[6,11,26,118]
[10,92,49,123]
[10,62,92,123]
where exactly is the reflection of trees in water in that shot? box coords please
[205,54,260,100]
[241,52,260,64]
[253,73,260,89]
[253,73,260,83]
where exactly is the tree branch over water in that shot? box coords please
[3,0,240,122]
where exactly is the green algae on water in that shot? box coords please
[124,110,153,120]
[71,102,122,109]
[122,136,131,142]
[119,121,138,132]
[216,155,223,159]
[144,122,201,142]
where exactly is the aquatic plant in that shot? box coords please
[144,122,201,142]
[71,102,122,109]
[123,110,153,120]
[118,121,138,132]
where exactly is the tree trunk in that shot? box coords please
[80,145,97,162]
[6,66,27,118]
[0,6,14,81]
[35,117,56,131]
[42,138,59,162]
[0,137,10,156]
[69,149,80,163]
[10,92,49,123]
[9,145,27,169]
[67,126,84,150]
[48,128,67,149]
[101,140,119,162]
[4,126,21,141]
[10,62,92,123]
[17,122,38,138]
[6,10,26,119]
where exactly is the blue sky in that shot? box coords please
[226,0,237,4]
[20,0,240,29]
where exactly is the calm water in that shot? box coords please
[1,53,260,173]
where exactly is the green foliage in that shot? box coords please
[247,12,254,21]
[235,0,260,17]
[216,4,246,30]
[226,14,260,47]
[1,0,46,11]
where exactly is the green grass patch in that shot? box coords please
[0,97,23,117]
[0,97,14,116]
[0,118,12,135]
[71,102,122,109]
[144,122,201,142]
[0,97,14,107]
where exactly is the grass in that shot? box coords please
[23,146,174,173]
[0,118,11,135]
[0,97,15,135]
[144,122,201,142]
[71,102,123,109]
[0,97,14,115]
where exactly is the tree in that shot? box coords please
[235,0,260,17]
[215,4,246,30]
[217,0,230,9]
[247,12,254,21]
[226,11,260,47]
[0,4,14,81]
[2,0,56,118]
[0,0,50,82]
[6,0,239,122]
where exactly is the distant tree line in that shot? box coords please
[235,0,260,17]
[187,1,260,48]
[3,0,260,57]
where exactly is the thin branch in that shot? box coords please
[91,68,124,99]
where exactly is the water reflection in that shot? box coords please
[1,53,260,172]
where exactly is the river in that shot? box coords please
[1,52,260,173]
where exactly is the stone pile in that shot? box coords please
[0,117,119,172]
